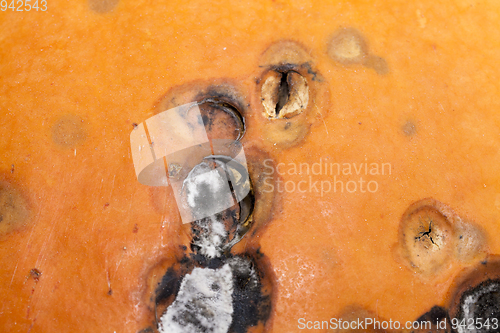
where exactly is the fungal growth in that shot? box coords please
[455,280,500,333]
[448,258,500,333]
[327,27,389,75]
[137,92,273,333]
[261,69,309,119]
[158,264,234,333]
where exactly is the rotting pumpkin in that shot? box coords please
[1,1,500,332]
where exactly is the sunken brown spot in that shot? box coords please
[364,55,389,75]
[88,0,119,13]
[0,180,30,237]
[402,120,417,136]
[51,114,87,148]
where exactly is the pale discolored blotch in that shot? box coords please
[88,0,119,13]
[0,180,30,236]
[327,27,389,75]
[51,114,87,148]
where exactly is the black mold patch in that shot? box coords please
[228,256,272,333]
[155,253,273,333]
[155,267,182,306]
[415,306,451,333]
[456,279,500,331]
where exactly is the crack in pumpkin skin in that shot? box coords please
[395,198,488,277]
[252,40,331,150]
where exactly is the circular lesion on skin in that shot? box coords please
[326,27,389,75]
[153,80,248,143]
[401,204,455,273]
[255,40,331,149]
[395,198,488,276]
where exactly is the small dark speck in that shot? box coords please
[284,122,292,130]
[29,268,42,282]
[459,235,463,239]
[481,260,488,265]
[104,202,110,208]
[132,123,138,129]
[358,122,362,125]
[133,224,139,233]
[11,164,14,173]
[108,288,113,295]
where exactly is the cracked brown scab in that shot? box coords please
[261,70,309,119]
[0,180,30,237]
[256,41,330,149]
[396,198,488,276]
[398,198,455,275]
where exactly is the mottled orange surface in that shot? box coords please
[1,0,500,332]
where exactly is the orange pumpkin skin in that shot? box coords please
[1,0,500,332]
